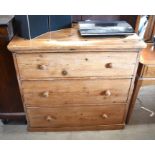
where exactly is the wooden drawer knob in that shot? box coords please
[62,69,68,76]
[101,114,108,119]
[38,64,47,70]
[104,90,111,96]
[46,115,52,122]
[42,91,49,97]
[105,63,112,68]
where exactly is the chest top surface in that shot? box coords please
[8,24,146,53]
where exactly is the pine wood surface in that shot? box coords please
[16,52,138,79]
[8,24,146,53]
[22,79,131,107]
[27,104,126,128]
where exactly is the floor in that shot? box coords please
[0,86,155,140]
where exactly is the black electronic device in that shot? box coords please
[79,20,135,36]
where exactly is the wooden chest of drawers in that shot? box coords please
[8,25,146,131]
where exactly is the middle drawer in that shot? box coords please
[22,79,131,107]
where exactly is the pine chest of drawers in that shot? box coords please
[8,25,146,131]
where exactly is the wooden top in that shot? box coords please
[140,43,155,65]
[8,24,146,53]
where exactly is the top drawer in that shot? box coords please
[15,52,137,79]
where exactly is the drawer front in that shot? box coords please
[22,79,131,107]
[143,65,155,78]
[27,104,125,128]
[16,52,137,79]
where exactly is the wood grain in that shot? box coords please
[144,16,155,42]
[28,124,125,131]
[8,24,146,131]
[27,104,125,128]
[7,24,146,53]
[140,78,155,86]
[16,52,138,79]
[22,79,131,107]
[140,43,155,65]
[142,65,155,78]
[139,44,155,78]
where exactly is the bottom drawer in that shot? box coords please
[27,104,126,128]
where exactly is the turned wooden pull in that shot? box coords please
[101,114,108,119]
[46,115,52,122]
[38,64,47,70]
[105,63,112,68]
[42,91,49,97]
[104,90,111,96]
[62,69,68,76]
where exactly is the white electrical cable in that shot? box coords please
[26,15,31,39]
[140,106,155,117]
[137,98,155,117]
